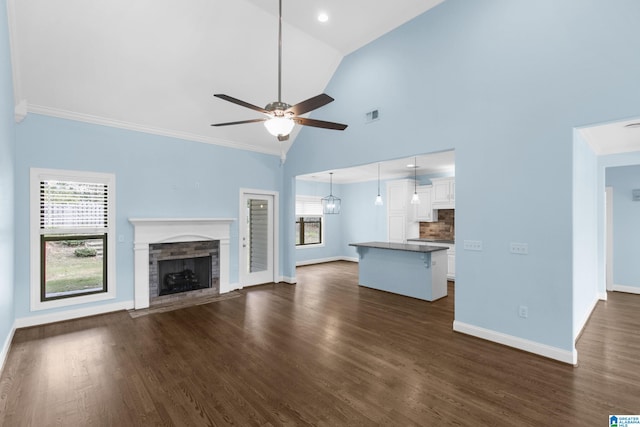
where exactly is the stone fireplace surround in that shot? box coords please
[129,218,234,309]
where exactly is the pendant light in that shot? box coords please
[322,172,341,214]
[410,157,420,205]
[375,163,383,206]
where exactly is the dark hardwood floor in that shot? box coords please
[1,261,639,426]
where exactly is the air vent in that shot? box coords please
[624,123,640,128]
[365,109,380,124]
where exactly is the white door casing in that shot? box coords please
[239,190,279,287]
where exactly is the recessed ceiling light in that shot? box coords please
[318,12,329,23]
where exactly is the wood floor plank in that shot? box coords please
[1,261,639,426]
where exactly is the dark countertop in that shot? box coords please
[349,241,449,253]
[406,238,455,245]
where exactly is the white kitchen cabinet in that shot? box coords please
[447,247,455,280]
[388,215,407,243]
[431,177,455,209]
[386,179,418,243]
[415,185,435,222]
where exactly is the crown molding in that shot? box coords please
[14,99,27,123]
[26,104,282,156]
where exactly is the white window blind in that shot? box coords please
[248,199,269,273]
[40,180,109,233]
[296,196,323,216]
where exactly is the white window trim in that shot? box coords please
[30,168,117,311]
[295,195,325,249]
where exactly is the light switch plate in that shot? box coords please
[510,242,528,254]
[463,240,482,251]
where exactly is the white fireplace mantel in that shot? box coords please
[129,218,235,309]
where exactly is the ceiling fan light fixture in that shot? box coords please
[211,0,347,139]
[264,116,295,137]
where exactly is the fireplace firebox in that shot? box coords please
[148,240,220,302]
[158,255,211,296]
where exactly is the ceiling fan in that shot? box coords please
[211,0,347,142]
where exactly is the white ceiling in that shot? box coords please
[297,150,455,184]
[10,0,639,159]
[9,0,444,156]
[244,0,445,56]
[579,117,640,156]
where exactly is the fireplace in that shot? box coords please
[129,218,234,309]
[148,240,219,300]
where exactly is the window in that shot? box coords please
[296,216,322,245]
[296,196,323,246]
[31,169,116,310]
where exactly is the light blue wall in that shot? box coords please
[14,114,281,319]
[283,0,640,355]
[0,0,16,354]
[572,132,599,338]
[294,179,344,263]
[340,180,387,259]
[295,178,389,264]
[606,165,640,289]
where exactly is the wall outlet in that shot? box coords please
[510,242,528,254]
[463,240,483,251]
[518,305,528,318]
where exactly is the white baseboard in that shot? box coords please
[14,300,134,329]
[612,284,640,295]
[0,321,17,377]
[279,276,297,284]
[575,295,600,343]
[296,256,358,267]
[453,320,577,365]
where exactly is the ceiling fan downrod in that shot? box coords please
[278,0,282,104]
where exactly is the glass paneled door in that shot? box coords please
[241,193,274,286]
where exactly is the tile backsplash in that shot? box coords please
[419,209,455,240]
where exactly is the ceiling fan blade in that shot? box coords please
[211,118,267,127]
[293,117,348,131]
[214,94,270,115]
[277,134,290,142]
[286,94,334,116]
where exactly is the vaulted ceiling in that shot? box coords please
[9,0,444,157]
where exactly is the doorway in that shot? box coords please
[240,190,278,287]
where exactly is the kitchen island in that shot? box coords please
[348,241,448,301]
